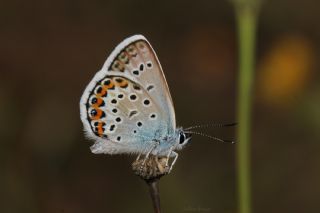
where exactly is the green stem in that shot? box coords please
[235,1,259,213]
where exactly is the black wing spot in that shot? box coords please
[146,61,153,68]
[111,99,117,104]
[147,85,154,91]
[112,108,118,113]
[91,97,97,104]
[130,94,137,101]
[150,113,156,119]
[110,124,115,131]
[129,110,138,118]
[117,136,121,141]
[115,78,123,83]
[143,99,150,106]
[137,121,142,127]
[118,94,124,99]
[115,117,122,123]
[133,70,139,75]
[100,111,106,118]
[103,79,111,86]
[96,86,102,94]
[90,109,97,116]
[139,63,144,71]
[133,85,141,91]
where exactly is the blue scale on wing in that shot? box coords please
[91,76,164,152]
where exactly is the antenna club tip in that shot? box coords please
[225,122,238,127]
[223,139,236,144]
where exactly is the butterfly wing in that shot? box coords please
[80,35,176,155]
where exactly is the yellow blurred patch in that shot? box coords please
[258,35,315,107]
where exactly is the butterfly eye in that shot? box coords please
[179,132,186,144]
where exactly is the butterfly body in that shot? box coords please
[80,35,191,165]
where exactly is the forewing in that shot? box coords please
[102,35,176,131]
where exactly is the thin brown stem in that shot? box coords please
[132,155,169,213]
[147,179,161,213]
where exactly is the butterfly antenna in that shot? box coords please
[185,122,237,130]
[184,130,235,144]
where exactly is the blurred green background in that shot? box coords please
[1,0,320,212]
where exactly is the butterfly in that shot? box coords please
[80,35,234,172]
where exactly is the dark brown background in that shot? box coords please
[1,0,319,212]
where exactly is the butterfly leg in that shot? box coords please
[165,146,174,167]
[169,151,178,172]
[165,147,179,172]
[136,154,141,161]
[139,140,159,171]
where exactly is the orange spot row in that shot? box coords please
[115,80,128,88]
[96,87,108,97]
[103,81,115,90]
[112,60,125,72]
[97,122,105,137]
[92,97,104,107]
[91,107,104,120]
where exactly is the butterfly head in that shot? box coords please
[175,128,192,150]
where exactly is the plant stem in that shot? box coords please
[234,1,259,213]
[147,179,161,213]
[132,156,169,213]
